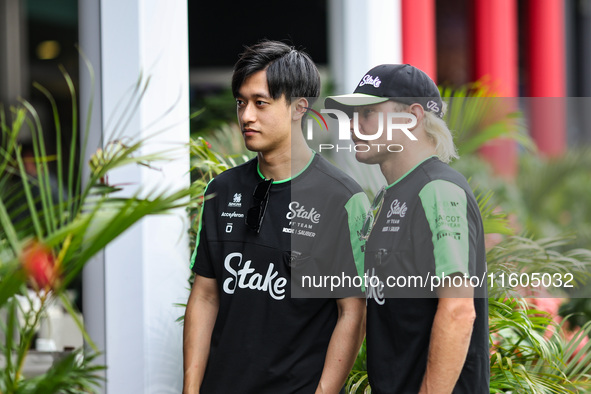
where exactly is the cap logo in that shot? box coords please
[426,100,440,113]
[359,74,382,88]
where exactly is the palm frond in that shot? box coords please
[486,235,591,297]
[441,81,536,156]
[0,65,197,391]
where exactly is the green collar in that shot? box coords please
[387,155,437,189]
[256,151,316,184]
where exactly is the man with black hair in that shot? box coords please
[183,40,368,394]
[326,64,489,393]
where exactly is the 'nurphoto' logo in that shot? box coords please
[305,108,417,153]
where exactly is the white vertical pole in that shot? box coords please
[79,0,107,389]
[328,0,402,94]
[0,0,27,105]
[80,1,190,393]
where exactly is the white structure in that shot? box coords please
[0,0,26,105]
[79,1,191,392]
[328,0,402,94]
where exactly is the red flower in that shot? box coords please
[203,139,212,149]
[20,241,57,289]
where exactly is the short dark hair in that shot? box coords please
[231,40,320,104]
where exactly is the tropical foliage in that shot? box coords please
[0,69,195,391]
[441,82,536,157]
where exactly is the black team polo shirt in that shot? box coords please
[364,156,489,394]
[191,152,368,393]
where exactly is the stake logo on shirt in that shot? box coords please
[285,201,321,238]
[387,199,408,218]
[365,267,385,305]
[222,252,288,300]
[286,201,321,223]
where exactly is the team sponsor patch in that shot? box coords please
[228,193,242,207]
[435,214,461,228]
[286,201,321,223]
[436,230,461,240]
[359,74,382,88]
[221,211,244,218]
[222,252,287,300]
[386,199,408,218]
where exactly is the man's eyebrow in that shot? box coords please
[236,91,273,100]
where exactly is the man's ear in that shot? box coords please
[409,103,425,129]
[292,97,309,121]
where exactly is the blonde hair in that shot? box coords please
[393,101,458,164]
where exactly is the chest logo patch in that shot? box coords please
[286,201,321,224]
[223,252,288,300]
[228,193,242,207]
[386,199,408,218]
